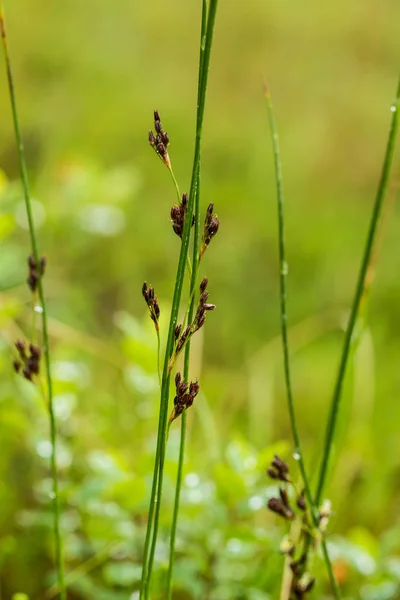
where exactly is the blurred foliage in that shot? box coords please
[0,0,400,598]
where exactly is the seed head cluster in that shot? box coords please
[192,276,216,332]
[169,278,215,372]
[171,192,195,238]
[148,110,171,169]
[13,339,41,381]
[27,254,46,293]
[142,282,160,331]
[266,455,317,599]
[200,203,219,258]
[169,372,200,423]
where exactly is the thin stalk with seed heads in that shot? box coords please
[264,85,341,599]
[139,1,219,597]
[166,0,207,585]
[315,74,400,506]
[0,5,66,599]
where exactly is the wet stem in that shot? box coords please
[0,5,66,599]
[139,1,219,598]
[314,74,400,506]
[264,86,341,598]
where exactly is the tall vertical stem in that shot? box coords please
[264,86,341,598]
[166,3,208,595]
[315,75,400,506]
[0,6,66,599]
[140,1,219,596]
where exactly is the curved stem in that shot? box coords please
[140,1,219,596]
[315,75,400,506]
[264,85,341,598]
[0,6,66,599]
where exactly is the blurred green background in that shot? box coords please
[0,0,400,598]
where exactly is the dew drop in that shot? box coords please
[34,305,43,314]
[281,261,289,276]
[201,35,206,51]
[292,452,301,461]
[390,104,397,113]
[49,491,56,500]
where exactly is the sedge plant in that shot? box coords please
[0,4,66,599]
[315,74,400,505]
[264,85,341,599]
[139,1,219,598]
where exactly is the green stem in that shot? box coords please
[264,86,341,598]
[156,328,161,388]
[0,6,66,599]
[315,74,400,506]
[166,178,204,598]
[140,1,219,596]
[169,167,181,202]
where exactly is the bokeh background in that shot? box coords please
[0,0,400,598]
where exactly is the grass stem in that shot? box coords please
[139,1,219,596]
[264,84,341,598]
[0,5,66,598]
[315,75,400,506]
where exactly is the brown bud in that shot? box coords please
[267,497,294,520]
[200,277,208,293]
[15,339,26,357]
[174,325,181,342]
[203,303,216,311]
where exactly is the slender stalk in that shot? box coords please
[264,85,341,598]
[315,75,400,506]
[166,84,205,597]
[0,6,66,599]
[140,1,219,596]
[156,328,161,387]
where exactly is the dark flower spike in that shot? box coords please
[267,454,291,483]
[267,497,295,521]
[148,110,172,169]
[168,279,215,373]
[170,193,195,239]
[169,373,200,424]
[200,202,220,259]
[13,340,41,381]
[142,281,161,331]
[27,254,46,293]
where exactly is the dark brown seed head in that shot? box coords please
[200,291,209,305]
[28,255,36,269]
[29,344,41,359]
[154,109,160,122]
[267,466,279,479]
[200,277,208,293]
[267,497,295,520]
[13,360,21,373]
[15,339,26,357]
[174,324,182,341]
[203,303,216,311]
[175,372,181,387]
[189,381,200,397]
[155,120,162,134]
[148,130,156,146]
[156,142,166,156]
